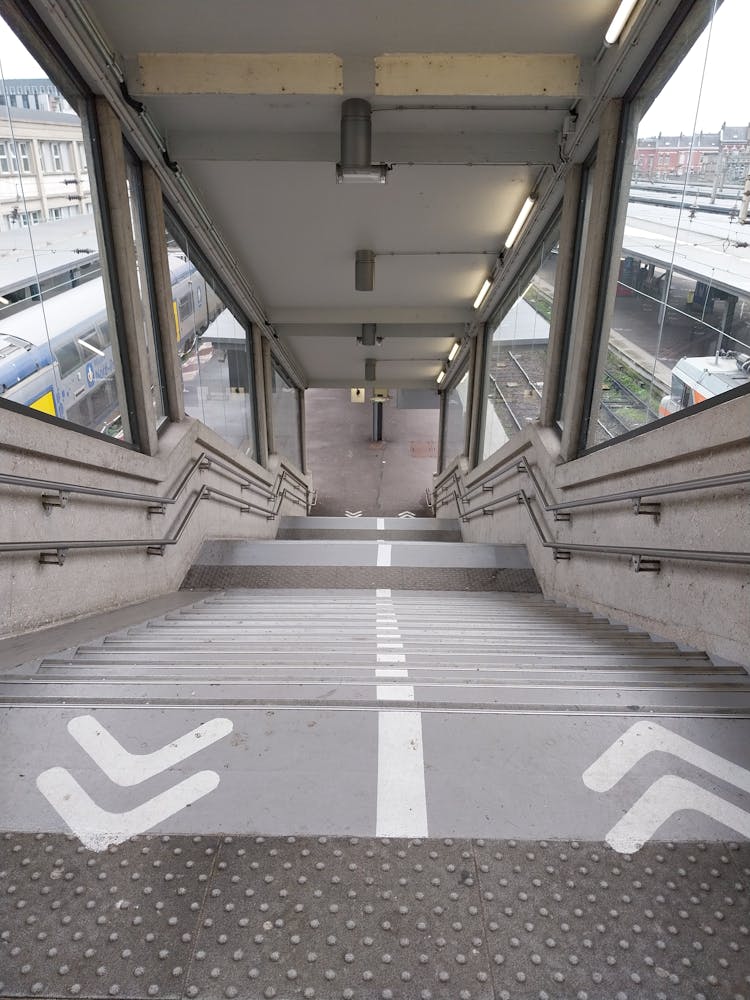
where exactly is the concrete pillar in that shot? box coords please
[436,388,447,474]
[95,98,158,455]
[262,336,275,458]
[559,100,624,462]
[142,163,185,423]
[467,327,486,466]
[539,164,582,428]
[298,387,308,475]
[251,325,269,467]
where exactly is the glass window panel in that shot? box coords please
[125,151,166,425]
[480,226,560,461]
[270,358,302,469]
[442,358,471,468]
[0,13,133,442]
[164,210,257,459]
[586,0,750,447]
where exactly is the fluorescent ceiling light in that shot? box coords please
[436,369,446,385]
[448,342,460,362]
[604,0,639,45]
[504,196,536,249]
[473,278,491,310]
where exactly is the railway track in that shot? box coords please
[488,344,663,443]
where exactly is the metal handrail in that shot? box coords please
[0,449,312,515]
[433,450,750,517]
[0,446,314,563]
[430,450,750,568]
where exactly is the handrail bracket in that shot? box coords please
[41,490,69,513]
[631,555,661,573]
[633,498,661,521]
[147,503,166,518]
[39,548,67,565]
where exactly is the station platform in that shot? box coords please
[1,519,748,999]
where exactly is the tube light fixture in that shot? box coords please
[436,369,446,385]
[604,0,639,45]
[473,278,491,310]
[504,195,536,249]
[448,342,460,362]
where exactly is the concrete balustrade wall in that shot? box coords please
[436,394,750,668]
[0,408,310,638]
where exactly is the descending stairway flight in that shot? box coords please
[1,518,748,998]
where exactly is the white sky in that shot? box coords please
[0,1,748,134]
[639,0,750,137]
[0,20,44,79]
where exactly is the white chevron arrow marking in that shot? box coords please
[582,721,750,794]
[583,721,750,853]
[37,766,220,852]
[604,774,750,853]
[67,714,233,786]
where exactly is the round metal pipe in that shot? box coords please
[340,98,372,168]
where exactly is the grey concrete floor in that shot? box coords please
[304,388,439,516]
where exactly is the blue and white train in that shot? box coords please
[0,255,222,436]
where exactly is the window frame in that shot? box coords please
[574,0,750,455]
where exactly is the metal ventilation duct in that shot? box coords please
[336,99,389,184]
[355,250,375,291]
[360,323,377,346]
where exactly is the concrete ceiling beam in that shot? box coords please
[269,307,473,324]
[375,53,582,98]
[133,52,581,99]
[133,53,344,95]
[275,323,466,338]
[168,130,559,165]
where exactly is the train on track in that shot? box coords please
[0,255,222,435]
[659,350,750,417]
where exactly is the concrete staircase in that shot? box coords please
[8,515,749,718]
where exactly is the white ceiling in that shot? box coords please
[83,0,622,389]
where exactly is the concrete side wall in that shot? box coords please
[437,396,750,667]
[0,409,310,638]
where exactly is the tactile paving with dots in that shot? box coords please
[0,832,219,999]
[186,835,492,1000]
[474,838,750,1000]
[1,833,749,1000]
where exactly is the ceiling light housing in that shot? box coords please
[436,369,446,385]
[448,342,460,362]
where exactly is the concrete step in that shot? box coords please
[277,515,462,542]
[182,539,541,592]
[5,677,750,712]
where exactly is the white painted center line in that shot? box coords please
[373,587,428,838]
[377,543,392,567]
[377,684,415,701]
[377,518,385,531]
[376,710,428,837]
